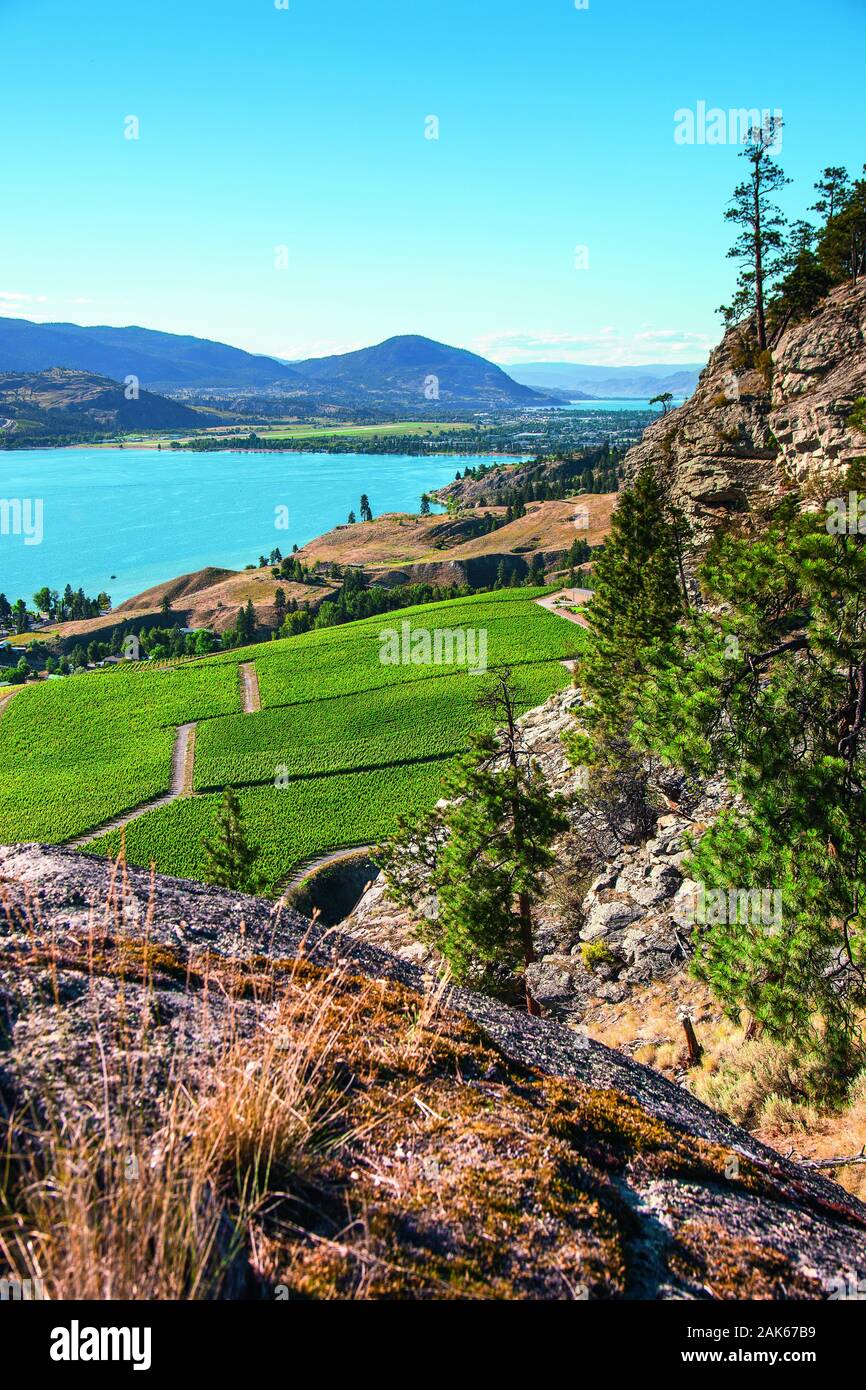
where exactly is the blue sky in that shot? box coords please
[1,0,863,367]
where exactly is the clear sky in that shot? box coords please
[1,0,863,367]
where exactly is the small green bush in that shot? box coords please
[847,397,866,435]
[580,941,619,973]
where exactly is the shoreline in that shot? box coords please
[0,447,531,610]
[1,441,529,458]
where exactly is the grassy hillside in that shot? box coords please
[299,494,615,571]
[0,367,218,445]
[0,590,583,890]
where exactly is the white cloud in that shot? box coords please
[271,337,366,362]
[469,327,713,367]
[0,290,53,321]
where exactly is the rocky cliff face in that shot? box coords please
[2,843,865,1298]
[623,280,866,548]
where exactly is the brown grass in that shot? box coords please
[0,857,854,1300]
[0,950,445,1300]
[583,973,866,1202]
[298,495,616,572]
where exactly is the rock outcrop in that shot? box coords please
[623,279,866,549]
[1,843,865,1299]
[342,686,722,1020]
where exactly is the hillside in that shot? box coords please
[34,481,615,652]
[0,367,218,443]
[0,590,581,886]
[622,278,866,547]
[44,565,330,644]
[1,841,863,1300]
[0,317,303,393]
[291,335,550,407]
[298,494,614,588]
[434,450,619,508]
[113,566,335,636]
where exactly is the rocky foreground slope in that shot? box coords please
[1,844,864,1299]
[623,278,866,547]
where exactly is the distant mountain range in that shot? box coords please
[0,315,704,409]
[0,317,302,393]
[505,361,706,399]
[289,335,544,407]
[0,320,547,408]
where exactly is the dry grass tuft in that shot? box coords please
[584,972,866,1201]
[0,859,858,1298]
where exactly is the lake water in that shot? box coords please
[0,448,497,606]
[558,399,674,412]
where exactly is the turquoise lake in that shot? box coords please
[0,449,495,606]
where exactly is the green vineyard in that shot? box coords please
[0,589,583,893]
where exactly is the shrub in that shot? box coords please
[690,1038,850,1129]
[580,941,619,973]
[847,397,866,435]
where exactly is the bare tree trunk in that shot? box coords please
[673,521,691,613]
[498,673,541,1015]
[754,176,767,350]
[518,889,541,1015]
[681,1016,703,1066]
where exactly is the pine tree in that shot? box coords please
[202,787,261,893]
[527,553,546,586]
[420,493,431,515]
[359,494,373,523]
[574,465,687,744]
[768,221,832,334]
[378,670,568,1012]
[567,537,590,569]
[810,166,850,224]
[631,469,866,1066]
[816,167,866,284]
[718,117,790,348]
